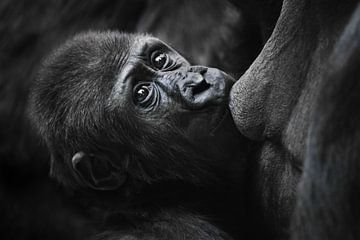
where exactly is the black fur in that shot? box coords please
[91,210,233,240]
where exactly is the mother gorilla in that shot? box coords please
[230,0,360,239]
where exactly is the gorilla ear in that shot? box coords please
[71,152,126,190]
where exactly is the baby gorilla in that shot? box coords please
[30,31,247,239]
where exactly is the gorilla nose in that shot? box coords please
[177,67,232,109]
[184,72,211,95]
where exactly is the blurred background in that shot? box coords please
[0,0,281,239]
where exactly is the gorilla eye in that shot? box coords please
[150,51,169,70]
[133,83,154,106]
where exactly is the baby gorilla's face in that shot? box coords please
[30,31,246,191]
[110,34,237,143]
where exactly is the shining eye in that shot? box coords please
[151,51,169,70]
[133,83,153,105]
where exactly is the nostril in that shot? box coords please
[199,68,207,75]
[192,80,211,96]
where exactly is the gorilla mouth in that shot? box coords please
[181,83,225,110]
[192,80,211,96]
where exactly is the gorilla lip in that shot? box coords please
[192,80,211,95]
